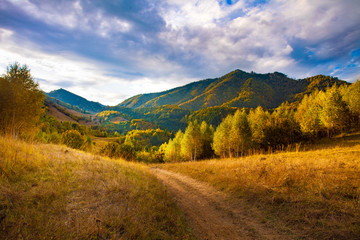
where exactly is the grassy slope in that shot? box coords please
[0,137,195,240]
[159,134,360,240]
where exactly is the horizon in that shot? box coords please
[1,0,359,105]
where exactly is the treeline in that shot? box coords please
[160,82,360,162]
[99,128,172,163]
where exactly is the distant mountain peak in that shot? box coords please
[47,89,105,113]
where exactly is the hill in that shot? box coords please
[0,136,195,239]
[118,70,348,110]
[44,96,97,125]
[47,88,105,113]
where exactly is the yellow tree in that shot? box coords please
[164,130,184,162]
[0,63,44,137]
[295,91,325,138]
[320,85,349,137]
[230,109,251,157]
[181,120,202,161]
[213,115,232,158]
[248,106,270,148]
[342,79,360,127]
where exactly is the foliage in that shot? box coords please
[248,106,271,147]
[213,109,251,158]
[186,106,237,128]
[163,130,184,162]
[62,130,85,149]
[124,128,172,152]
[99,142,136,160]
[0,63,45,137]
[342,79,360,126]
[181,120,203,161]
[162,121,214,162]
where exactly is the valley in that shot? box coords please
[1,64,359,239]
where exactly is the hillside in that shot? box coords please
[47,88,105,113]
[118,70,348,110]
[0,136,195,239]
[44,96,97,125]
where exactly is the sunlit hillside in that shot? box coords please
[158,133,360,239]
[0,136,195,240]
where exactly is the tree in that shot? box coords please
[295,91,325,138]
[229,109,251,157]
[181,120,203,161]
[0,63,44,137]
[213,115,232,158]
[320,85,350,137]
[342,79,360,127]
[163,130,184,162]
[265,102,302,146]
[248,106,270,147]
[200,121,214,159]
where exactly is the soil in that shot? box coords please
[151,168,293,240]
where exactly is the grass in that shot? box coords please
[158,133,360,240]
[0,136,196,240]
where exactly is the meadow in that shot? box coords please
[0,136,195,240]
[158,133,360,239]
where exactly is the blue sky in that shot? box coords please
[0,0,359,105]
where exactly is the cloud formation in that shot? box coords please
[0,0,359,105]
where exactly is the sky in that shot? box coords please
[0,0,359,105]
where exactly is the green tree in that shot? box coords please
[0,63,44,137]
[200,121,214,159]
[265,102,302,147]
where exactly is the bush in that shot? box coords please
[62,130,84,149]
[100,142,135,160]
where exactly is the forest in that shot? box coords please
[1,63,360,163]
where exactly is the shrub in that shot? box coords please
[62,130,84,149]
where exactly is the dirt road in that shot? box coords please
[151,168,290,240]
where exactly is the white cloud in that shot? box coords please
[159,0,360,78]
[0,27,197,105]
[6,0,131,37]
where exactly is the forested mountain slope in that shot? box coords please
[47,88,105,113]
[118,70,348,110]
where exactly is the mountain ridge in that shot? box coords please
[46,88,105,113]
[118,70,347,110]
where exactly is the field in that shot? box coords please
[1,133,360,239]
[0,136,195,240]
[158,133,360,239]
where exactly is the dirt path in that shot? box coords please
[151,168,291,240]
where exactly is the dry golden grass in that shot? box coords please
[0,136,195,240]
[159,133,360,240]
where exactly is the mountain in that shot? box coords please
[118,70,348,110]
[44,96,98,125]
[47,88,105,113]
